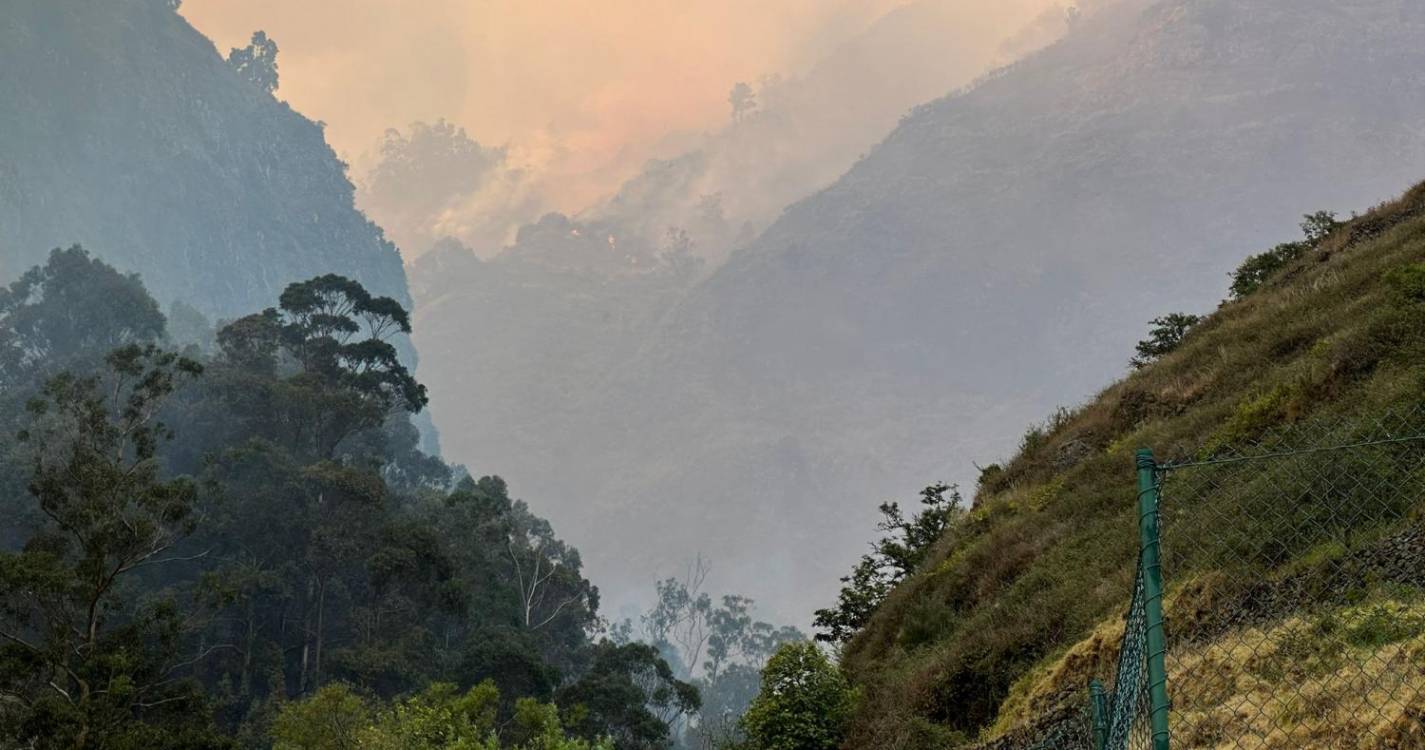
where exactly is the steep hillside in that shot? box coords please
[0,0,409,320]
[559,0,1425,621]
[842,183,1425,747]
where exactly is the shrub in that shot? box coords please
[1200,383,1296,456]
[898,597,958,650]
[1131,313,1202,368]
[1385,262,1425,304]
[1229,211,1341,298]
[1230,242,1310,298]
[1301,210,1341,244]
[1350,262,1425,369]
[1343,603,1422,649]
[814,485,963,644]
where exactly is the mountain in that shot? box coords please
[368,0,1072,265]
[410,0,1078,620]
[0,0,410,321]
[528,0,1425,622]
[839,180,1425,747]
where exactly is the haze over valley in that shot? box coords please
[7,1,1425,747]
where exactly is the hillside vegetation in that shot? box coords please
[840,181,1425,748]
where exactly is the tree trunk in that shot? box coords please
[313,579,327,688]
[241,595,256,698]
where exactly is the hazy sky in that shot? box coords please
[182,0,913,210]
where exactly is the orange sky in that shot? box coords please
[181,0,909,206]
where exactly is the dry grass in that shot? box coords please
[976,596,1425,749]
[1170,604,1425,749]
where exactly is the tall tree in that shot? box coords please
[0,344,216,748]
[727,82,757,123]
[0,257,652,744]
[642,558,713,679]
[214,274,427,460]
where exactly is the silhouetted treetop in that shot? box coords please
[228,30,279,94]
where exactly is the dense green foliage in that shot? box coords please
[0,249,693,749]
[0,344,217,748]
[738,643,856,750]
[834,183,1425,748]
[227,31,280,95]
[0,246,166,388]
[556,643,699,749]
[270,681,613,749]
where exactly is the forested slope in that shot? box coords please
[0,0,409,320]
[838,182,1425,747]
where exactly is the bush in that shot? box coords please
[813,485,962,644]
[270,681,613,750]
[1385,262,1425,304]
[1230,241,1310,298]
[1130,313,1202,368]
[1229,211,1341,298]
[1351,262,1425,369]
[898,596,958,650]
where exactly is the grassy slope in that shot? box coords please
[841,181,1425,748]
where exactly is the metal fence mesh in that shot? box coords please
[1020,569,1157,749]
[1102,565,1152,750]
[1157,409,1425,748]
[1013,407,1425,749]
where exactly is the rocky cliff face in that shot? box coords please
[0,0,410,321]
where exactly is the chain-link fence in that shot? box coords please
[1017,408,1425,749]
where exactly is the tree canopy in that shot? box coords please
[0,246,165,389]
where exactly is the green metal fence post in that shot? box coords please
[1136,449,1171,750]
[1090,679,1109,750]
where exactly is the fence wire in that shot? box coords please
[1158,408,1425,748]
[1012,407,1425,749]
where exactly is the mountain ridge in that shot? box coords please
[0,0,410,322]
